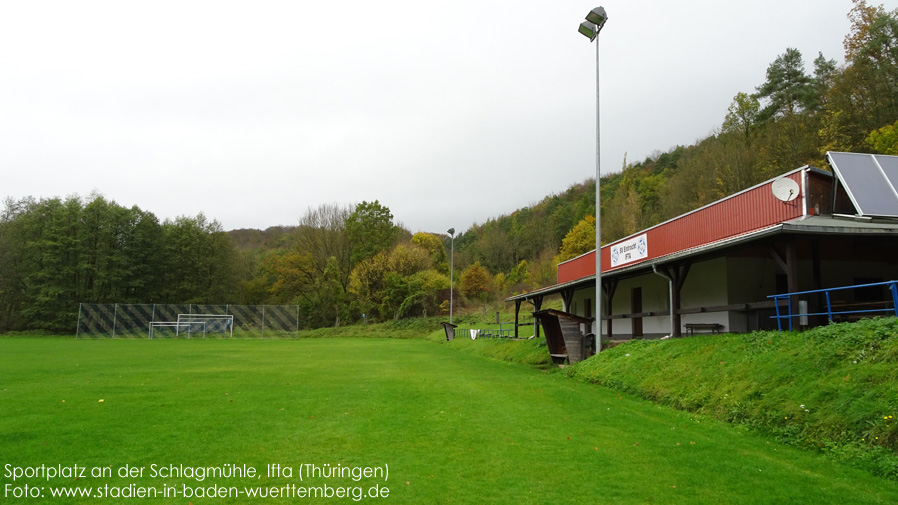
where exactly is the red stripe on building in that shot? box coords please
[558,171,808,284]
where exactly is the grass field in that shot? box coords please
[3,337,898,504]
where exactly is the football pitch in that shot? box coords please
[2,337,898,504]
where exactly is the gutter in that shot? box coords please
[652,264,674,337]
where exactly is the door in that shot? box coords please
[631,287,643,337]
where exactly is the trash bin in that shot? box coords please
[583,333,596,357]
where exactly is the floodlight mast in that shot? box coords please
[448,227,455,325]
[578,6,607,354]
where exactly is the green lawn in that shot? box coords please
[2,337,898,504]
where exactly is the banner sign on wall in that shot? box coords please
[610,233,648,268]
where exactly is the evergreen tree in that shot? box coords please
[755,47,816,121]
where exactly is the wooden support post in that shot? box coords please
[770,241,799,328]
[603,280,617,339]
[532,296,544,339]
[561,289,575,312]
[661,263,690,338]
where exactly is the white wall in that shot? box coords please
[569,270,670,338]
[559,240,898,338]
[725,256,778,332]
[679,258,730,331]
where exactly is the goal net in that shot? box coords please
[148,314,234,339]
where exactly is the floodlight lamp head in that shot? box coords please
[585,7,608,30]
[578,21,598,41]
[447,227,455,236]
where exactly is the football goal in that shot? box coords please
[148,314,234,339]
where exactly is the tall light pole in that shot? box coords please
[578,6,607,354]
[447,227,456,324]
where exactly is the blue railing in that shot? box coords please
[768,281,898,331]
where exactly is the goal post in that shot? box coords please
[177,314,234,339]
[148,321,207,339]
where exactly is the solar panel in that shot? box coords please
[827,151,898,217]
[879,155,898,190]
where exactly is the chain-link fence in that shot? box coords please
[76,304,300,338]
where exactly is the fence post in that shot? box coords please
[787,296,793,331]
[773,295,783,331]
[889,281,898,317]
[825,291,833,322]
[76,303,82,339]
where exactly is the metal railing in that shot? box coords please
[453,327,515,339]
[768,281,898,331]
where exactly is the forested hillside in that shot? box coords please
[2,0,896,333]
[600,0,898,240]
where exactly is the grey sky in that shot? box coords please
[1,1,890,233]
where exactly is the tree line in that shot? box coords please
[0,196,483,333]
[0,195,237,332]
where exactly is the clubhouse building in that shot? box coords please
[507,152,898,341]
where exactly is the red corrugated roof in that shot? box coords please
[558,167,820,284]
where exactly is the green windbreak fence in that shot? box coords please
[76,304,300,338]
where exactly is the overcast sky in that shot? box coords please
[2,1,893,233]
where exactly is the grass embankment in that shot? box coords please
[446,335,551,367]
[3,337,898,504]
[561,318,898,479]
[297,317,443,340]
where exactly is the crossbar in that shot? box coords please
[149,321,206,339]
[176,314,234,338]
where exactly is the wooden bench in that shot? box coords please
[684,323,723,335]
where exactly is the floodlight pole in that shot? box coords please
[448,227,455,325]
[594,33,602,354]
[579,7,607,354]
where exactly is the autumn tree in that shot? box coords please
[867,120,898,153]
[411,232,448,274]
[555,215,596,264]
[348,242,448,321]
[460,261,493,302]
[507,259,531,290]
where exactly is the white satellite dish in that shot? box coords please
[771,177,800,202]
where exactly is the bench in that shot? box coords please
[684,323,724,335]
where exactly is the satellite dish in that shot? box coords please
[771,177,800,202]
